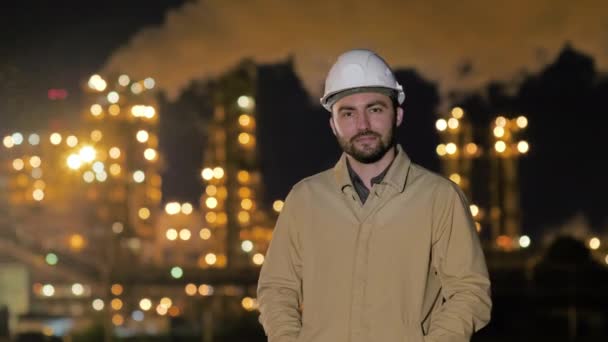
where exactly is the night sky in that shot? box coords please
[2,1,608,240]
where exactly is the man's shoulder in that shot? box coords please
[408,162,460,196]
[291,168,335,192]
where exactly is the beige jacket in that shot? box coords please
[257,146,491,342]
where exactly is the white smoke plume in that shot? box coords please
[103,0,608,105]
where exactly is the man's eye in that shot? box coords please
[342,111,353,117]
[370,107,383,113]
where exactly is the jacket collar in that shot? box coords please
[334,144,411,194]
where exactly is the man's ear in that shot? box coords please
[396,106,404,127]
[329,115,337,136]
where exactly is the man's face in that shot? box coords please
[329,92,403,164]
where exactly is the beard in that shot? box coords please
[336,125,396,164]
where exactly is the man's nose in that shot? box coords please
[355,112,371,130]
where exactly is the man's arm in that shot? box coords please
[257,192,303,342]
[426,182,492,342]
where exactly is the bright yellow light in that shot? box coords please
[451,107,464,119]
[213,167,224,179]
[109,104,120,116]
[96,171,108,182]
[67,154,82,170]
[107,91,120,104]
[205,253,217,265]
[88,74,107,91]
[237,170,250,183]
[118,74,130,86]
[435,119,447,131]
[83,171,95,183]
[136,130,149,143]
[131,83,143,94]
[516,116,528,129]
[79,146,96,163]
[449,173,461,185]
[111,298,124,310]
[3,136,14,148]
[237,95,254,109]
[156,305,168,315]
[205,212,217,223]
[445,143,457,155]
[185,284,197,296]
[181,202,193,215]
[13,158,24,171]
[160,297,172,309]
[252,253,265,265]
[111,284,123,296]
[200,228,211,240]
[66,135,78,147]
[238,211,250,224]
[447,118,459,130]
[92,299,104,311]
[201,168,214,180]
[28,134,40,145]
[465,143,478,155]
[494,141,507,153]
[241,240,253,252]
[495,116,507,127]
[109,147,121,159]
[138,208,151,220]
[50,133,62,145]
[29,156,41,168]
[165,202,181,215]
[517,141,529,154]
[241,198,253,210]
[589,237,600,250]
[239,114,252,127]
[90,104,103,116]
[144,148,157,161]
[435,144,447,156]
[144,106,156,119]
[109,163,121,176]
[133,170,145,183]
[112,314,124,326]
[238,133,251,145]
[493,126,505,138]
[72,283,84,296]
[69,234,85,251]
[166,229,178,241]
[206,185,217,196]
[475,222,482,233]
[144,77,155,89]
[90,130,102,142]
[11,133,23,145]
[139,298,152,311]
[205,197,218,209]
[42,284,55,297]
[273,200,284,213]
[470,205,479,217]
[241,297,257,311]
[179,229,191,240]
[33,189,45,201]
[198,284,214,296]
[519,235,531,248]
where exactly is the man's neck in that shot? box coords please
[346,146,397,189]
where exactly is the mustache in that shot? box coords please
[351,130,381,143]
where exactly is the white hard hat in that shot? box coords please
[320,49,405,112]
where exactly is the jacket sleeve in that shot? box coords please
[257,191,303,342]
[425,182,492,342]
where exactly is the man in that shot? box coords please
[257,49,491,342]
